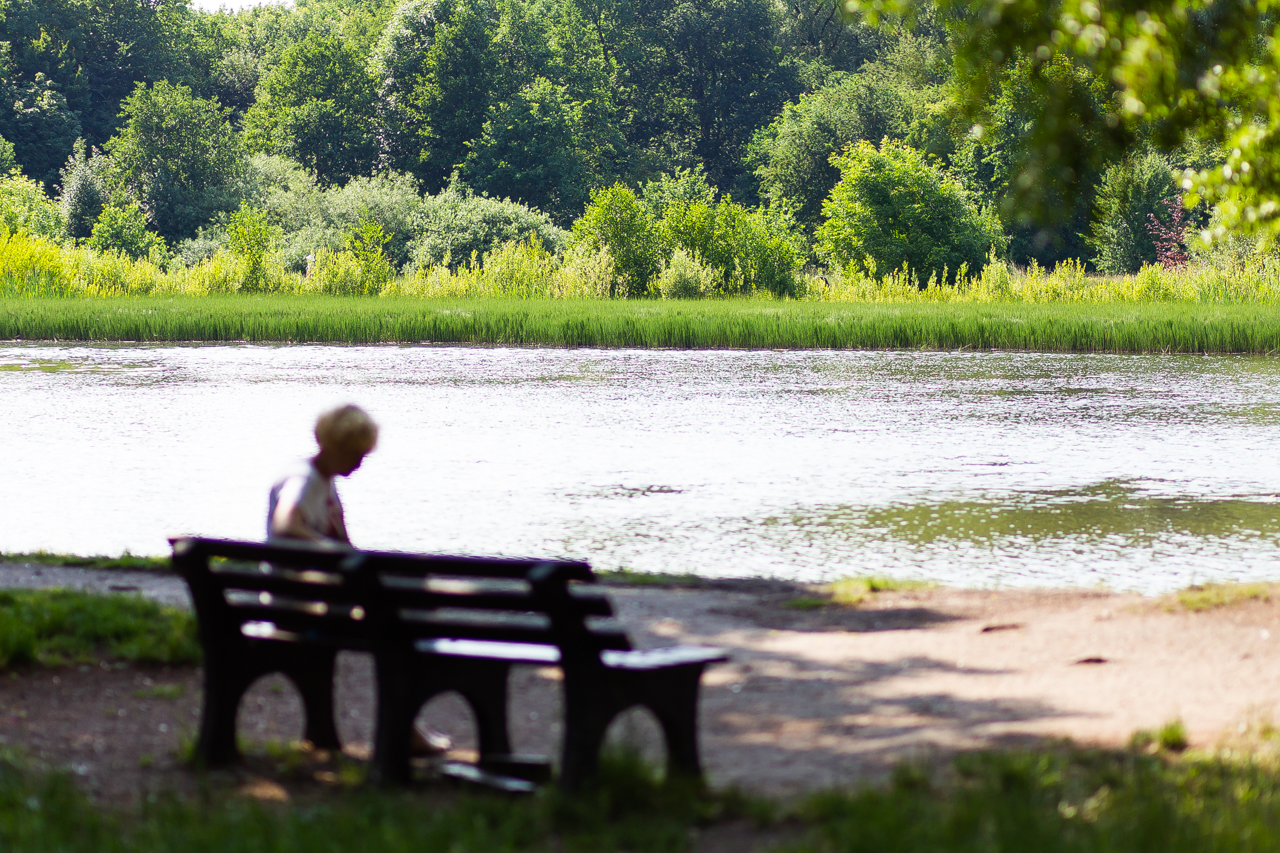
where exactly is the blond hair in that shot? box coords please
[314,404,379,454]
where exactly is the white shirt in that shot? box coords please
[267,461,348,542]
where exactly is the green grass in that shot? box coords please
[0,551,170,572]
[1171,582,1274,612]
[787,745,1280,853]
[0,590,199,669]
[9,295,1280,351]
[10,741,1280,853]
[0,750,742,853]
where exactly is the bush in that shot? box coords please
[0,172,65,239]
[87,202,169,265]
[815,139,1005,284]
[225,203,280,293]
[306,220,392,297]
[1088,150,1179,274]
[573,184,664,297]
[660,197,806,297]
[409,181,567,270]
[657,248,719,298]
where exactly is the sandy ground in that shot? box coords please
[4,563,1280,808]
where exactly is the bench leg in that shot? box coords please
[371,654,415,786]
[196,656,253,768]
[642,665,707,780]
[292,650,341,750]
[558,674,615,792]
[457,660,513,760]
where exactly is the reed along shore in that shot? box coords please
[5,295,1280,353]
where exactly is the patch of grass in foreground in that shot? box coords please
[9,743,1280,853]
[0,590,199,669]
[0,551,170,572]
[789,744,1280,853]
[0,751,748,853]
[1169,581,1274,612]
[8,295,1280,352]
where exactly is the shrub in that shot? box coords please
[1089,150,1179,274]
[552,244,615,298]
[225,203,280,293]
[657,248,719,299]
[0,228,70,296]
[573,184,663,297]
[409,181,567,270]
[346,218,393,293]
[307,248,366,296]
[0,172,65,239]
[660,197,806,297]
[306,221,392,298]
[640,167,717,219]
[87,202,169,265]
[815,139,1005,284]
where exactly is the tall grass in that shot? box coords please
[6,295,1280,351]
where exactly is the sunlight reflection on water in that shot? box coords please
[2,344,1280,593]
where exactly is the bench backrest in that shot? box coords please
[349,552,633,656]
[171,537,627,655]
[172,537,375,651]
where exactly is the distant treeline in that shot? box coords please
[0,0,1251,283]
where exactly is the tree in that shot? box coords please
[952,54,1109,267]
[461,78,593,224]
[243,33,377,186]
[664,0,801,189]
[370,0,502,190]
[572,183,663,296]
[1088,151,1179,274]
[0,0,205,149]
[748,71,912,228]
[847,0,1280,244]
[0,70,82,187]
[815,139,1005,283]
[58,139,108,241]
[104,81,246,242]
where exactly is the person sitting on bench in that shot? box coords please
[266,404,451,754]
[268,404,378,545]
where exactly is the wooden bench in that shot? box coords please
[172,537,727,790]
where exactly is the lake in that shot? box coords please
[3,344,1280,593]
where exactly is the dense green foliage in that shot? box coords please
[816,140,1003,283]
[0,590,198,669]
[0,0,1273,282]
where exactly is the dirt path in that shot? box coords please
[4,564,1280,805]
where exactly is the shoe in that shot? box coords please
[411,722,453,756]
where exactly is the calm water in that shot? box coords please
[3,344,1280,593]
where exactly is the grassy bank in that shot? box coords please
[6,741,1280,852]
[7,295,1280,352]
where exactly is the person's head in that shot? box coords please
[313,404,379,477]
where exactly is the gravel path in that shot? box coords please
[5,564,1280,805]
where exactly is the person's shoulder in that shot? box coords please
[271,460,317,490]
